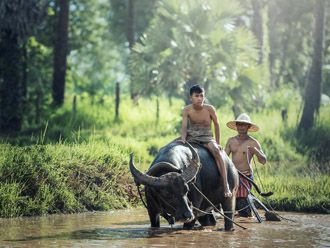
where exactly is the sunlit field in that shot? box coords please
[0,96,329,217]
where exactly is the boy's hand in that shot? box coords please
[248,146,261,156]
[247,146,256,155]
[248,146,266,164]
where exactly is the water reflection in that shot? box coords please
[0,208,329,248]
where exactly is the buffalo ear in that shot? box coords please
[147,162,181,176]
[181,158,200,183]
[181,142,201,183]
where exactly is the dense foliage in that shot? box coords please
[1,0,329,131]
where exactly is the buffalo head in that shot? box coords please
[130,142,200,223]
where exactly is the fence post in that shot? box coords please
[156,97,159,124]
[115,82,120,121]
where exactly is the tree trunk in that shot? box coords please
[184,78,199,105]
[251,0,263,64]
[267,1,277,87]
[72,95,77,119]
[168,95,172,107]
[22,42,28,105]
[0,30,23,132]
[127,0,138,101]
[273,25,292,88]
[267,2,293,89]
[127,0,135,49]
[232,104,242,118]
[299,0,325,130]
[35,90,42,125]
[52,0,69,107]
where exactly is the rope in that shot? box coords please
[251,156,296,223]
[137,184,148,209]
[191,183,247,230]
[224,204,251,213]
[252,156,266,191]
[193,203,251,215]
[192,206,213,215]
[138,183,179,226]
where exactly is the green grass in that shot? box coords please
[0,95,329,217]
[253,161,330,213]
[0,142,139,218]
[264,175,329,213]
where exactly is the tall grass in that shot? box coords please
[0,142,138,218]
[252,161,330,213]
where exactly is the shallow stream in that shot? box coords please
[0,208,329,247]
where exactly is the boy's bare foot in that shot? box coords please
[224,184,232,197]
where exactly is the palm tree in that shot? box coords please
[129,0,262,114]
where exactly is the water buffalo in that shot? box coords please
[130,140,239,231]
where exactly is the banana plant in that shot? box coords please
[129,0,264,112]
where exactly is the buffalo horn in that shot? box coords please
[181,142,201,183]
[129,153,169,187]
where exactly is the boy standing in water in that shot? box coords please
[181,84,232,197]
[225,113,267,216]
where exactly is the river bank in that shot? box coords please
[0,141,329,218]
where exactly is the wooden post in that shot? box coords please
[115,82,120,120]
[72,95,77,118]
[156,97,159,124]
[35,90,41,125]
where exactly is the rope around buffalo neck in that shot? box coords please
[137,184,148,209]
[137,184,176,212]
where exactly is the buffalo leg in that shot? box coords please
[236,197,252,217]
[161,212,175,225]
[148,208,160,227]
[146,195,160,227]
[222,197,235,231]
[198,214,216,226]
[146,189,161,227]
[183,219,197,229]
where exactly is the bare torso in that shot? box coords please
[185,104,213,128]
[225,136,259,175]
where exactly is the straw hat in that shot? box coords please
[226,113,259,132]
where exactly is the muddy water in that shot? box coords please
[0,208,329,247]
